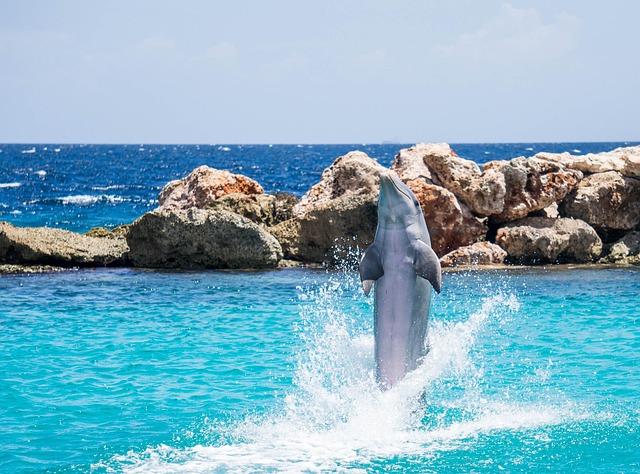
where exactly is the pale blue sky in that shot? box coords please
[1,1,638,144]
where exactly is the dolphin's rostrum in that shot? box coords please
[359,171,442,389]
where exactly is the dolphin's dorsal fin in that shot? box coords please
[412,240,442,293]
[359,243,384,296]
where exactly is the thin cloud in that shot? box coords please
[435,4,581,65]
[135,34,176,52]
[203,41,238,60]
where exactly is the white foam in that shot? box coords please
[0,182,21,188]
[35,170,47,177]
[59,194,124,206]
[21,147,36,154]
[103,281,588,473]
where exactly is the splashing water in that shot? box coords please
[97,267,603,474]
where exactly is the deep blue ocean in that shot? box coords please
[1,143,639,473]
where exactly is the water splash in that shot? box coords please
[101,272,588,473]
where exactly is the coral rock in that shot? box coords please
[440,242,507,267]
[496,217,602,264]
[127,209,282,269]
[158,165,264,211]
[560,171,640,231]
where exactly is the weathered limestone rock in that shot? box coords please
[495,217,602,264]
[440,242,507,267]
[270,194,377,263]
[204,192,299,227]
[390,143,437,182]
[560,171,640,231]
[158,165,264,211]
[270,151,384,263]
[599,231,640,264]
[293,151,386,216]
[405,179,488,257]
[126,209,282,269]
[528,202,559,218]
[0,221,129,266]
[483,157,583,223]
[536,146,640,178]
[85,224,131,239]
[419,144,507,216]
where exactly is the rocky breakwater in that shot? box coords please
[127,165,286,269]
[417,144,639,266]
[146,144,638,269]
[0,221,129,268]
[285,142,637,269]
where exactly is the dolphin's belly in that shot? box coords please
[374,232,432,388]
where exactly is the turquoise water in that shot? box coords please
[1,265,638,472]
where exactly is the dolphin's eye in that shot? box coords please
[413,200,420,207]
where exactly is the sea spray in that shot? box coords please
[104,269,551,473]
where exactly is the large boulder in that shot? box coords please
[415,143,507,216]
[560,171,640,231]
[158,165,264,211]
[440,242,507,267]
[495,217,602,264]
[126,209,282,269]
[270,194,377,263]
[293,151,386,216]
[404,179,487,257]
[482,158,583,223]
[536,146,640,178]
[271,151,385,263]
[390,142,438,182]
[599,231,640,264]
[204,192,299,227]
[390,144,489,256]
[0,221,129,267]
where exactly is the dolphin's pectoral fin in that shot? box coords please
[359,244,384,296]
[412,240,442,293]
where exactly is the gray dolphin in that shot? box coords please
[359,171,442,389]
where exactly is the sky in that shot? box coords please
[0,1,638,144]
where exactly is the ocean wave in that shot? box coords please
[59,194,127,206]
[0,182,21,188]
[91,185,127,191]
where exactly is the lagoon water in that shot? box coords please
[1,143,639,472]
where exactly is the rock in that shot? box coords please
[393,143,507,216]
[126,208,282,269]
[390,143,438,182]
[560,171,640,231]
[271,151,384,264]
[0,264,72,274]
[528,202,559,218]
[536,146,640,178]
[158,165,264,211]
[0,221,129,267]
[85,224,131,239]
[204,192,299,227]
[598,231,640,264]
[270,194,378,263]
[417,144,507,216]
[495,217,602,264]
[483,157,583,223]
[440,242,507,267]
[293,151,386,216]
[404,179,488,257]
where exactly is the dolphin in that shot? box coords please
[359,171,442,389]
